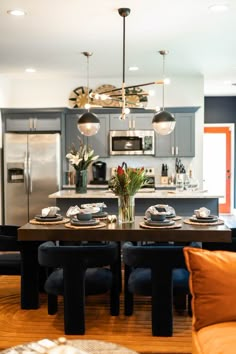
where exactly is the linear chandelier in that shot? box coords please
[77,7,176,136]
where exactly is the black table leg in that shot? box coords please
[152,266,173,336]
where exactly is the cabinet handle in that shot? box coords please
[29,118,33,130]
[132,120,135,129]
[128,120,131,129]
[176,146,179,155]
[171,146,174,155]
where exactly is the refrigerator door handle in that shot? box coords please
[24,153,28,192]
[28,154,33,194]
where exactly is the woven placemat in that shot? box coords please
[183,218,224,226]
[30,218,70,225]
[139,222,182,229]
[65,222,106,230]
[171,216,182,221]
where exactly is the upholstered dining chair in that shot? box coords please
[38,241,120,335]
[122,242,193,336]
[0,225,21,275]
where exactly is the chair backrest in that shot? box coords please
[38,241,119,269]
[123,242,186,269]
[0,225,21,275]
[0,225,19,251]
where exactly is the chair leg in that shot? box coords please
[110,262,120,316]
[124,264,134,316]
[48,294,58,315]
[173,293,187,313]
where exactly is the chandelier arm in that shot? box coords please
[98,80,164,95]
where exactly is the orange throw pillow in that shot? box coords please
[184,247,236,331]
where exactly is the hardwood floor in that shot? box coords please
[0,275,192,354]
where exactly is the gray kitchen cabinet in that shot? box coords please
[110,112,153,130]
[5,113,61,132]
[65,113,109,158]
[155,112,195,157]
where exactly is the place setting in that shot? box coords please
[64,205,107,229]
[80,202,108,220]
[140,204,182,229]
[183,207,225,226]
[30,207,69,225]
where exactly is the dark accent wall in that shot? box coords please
[205,96,236,208]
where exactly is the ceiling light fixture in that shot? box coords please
[7,9,26,16]
[208,3,229,12]
[93,8,165,118]
[152,50,176,135]
[25,68,36,73]
[77,52,100,136]
[129,66,139,71]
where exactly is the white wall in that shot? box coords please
[0,73,204,193]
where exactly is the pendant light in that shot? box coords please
[152,50,176,135]
[118,8,130,120]
[77,52,100,136]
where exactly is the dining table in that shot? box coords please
[17,215,231,337]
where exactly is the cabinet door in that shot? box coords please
[175,113,195,157]
[65,113,109,158]
[65,114,85,153]
[132,113,154,130]
[5,113,61,132]
[109,114,129,130]
[155,130,175,157]
[88,114,109,157]
[34,114,61,131]
[155,112,195,157]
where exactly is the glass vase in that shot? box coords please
[75,169,87,194]
[118,195,135,224]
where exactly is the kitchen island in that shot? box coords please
[49,189,222,216]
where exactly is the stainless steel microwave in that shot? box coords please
[109,130,155,155]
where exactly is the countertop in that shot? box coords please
[49,189,223,199]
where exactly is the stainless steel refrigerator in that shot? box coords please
[3,133,61,225]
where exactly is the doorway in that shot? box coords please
[203,125,234,214]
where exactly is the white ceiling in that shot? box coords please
[1,0,236,96]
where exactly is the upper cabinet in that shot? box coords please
[155,111,196,157]
[110,112,153,130]
[65,112,109,158]
[4,112,62,132]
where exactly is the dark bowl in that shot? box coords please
[77,212,92,221]
[150,213,167,222]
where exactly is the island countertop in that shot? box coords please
[49,189,222,199]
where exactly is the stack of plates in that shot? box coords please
[189,215,218,223]
[35,214,63,222]
[70,218,100,226]
[92,211,108,218]
[144,218,175,227]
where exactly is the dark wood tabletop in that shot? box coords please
[18,216,231,243]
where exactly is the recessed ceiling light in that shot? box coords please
[208,3,229,12]
[25,68,36,73]
[128,66,139,71]
[7,9,26,16]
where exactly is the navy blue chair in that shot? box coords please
[38,241,120,334]
[122,242,192,336]
[0,225,21,275]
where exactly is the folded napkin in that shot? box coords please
[66,205,100,217]
[194,207,210,218]
[145,204,175,219]
[41,206,60,217]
